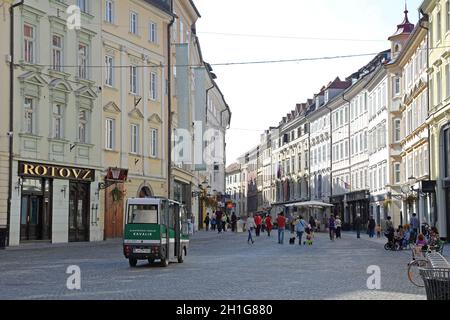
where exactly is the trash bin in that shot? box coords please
[0,226,7,249]
[420,268,450,300]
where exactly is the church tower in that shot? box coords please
[389,4,415,59]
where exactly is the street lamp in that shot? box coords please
[408,176,420,225]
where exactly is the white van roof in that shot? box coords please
[126,197,182,206]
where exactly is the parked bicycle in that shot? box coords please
[407,241,446,287]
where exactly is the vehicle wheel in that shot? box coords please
[148,258,155,264]
[129,258,138,267]
[407,259,429,287]
[178,248,185,263]
[384,243,391,251]
[160,257,169,267]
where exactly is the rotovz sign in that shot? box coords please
[19,162,95,182]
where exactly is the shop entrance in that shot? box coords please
[69,182,90,242]
[20,179,52,242]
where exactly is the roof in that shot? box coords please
[389,6,415,40]
[326,77,352,90]
[226,163,241,174]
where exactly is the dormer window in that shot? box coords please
[324,91,329,103]
[394,44,400,53]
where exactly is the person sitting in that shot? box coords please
[413,233,428,260]
[401,226,411,249]
[428,227,441,251]
[394,225,405,247]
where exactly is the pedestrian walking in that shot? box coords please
[328,215,336,241]
[368,216,376,238]
[309,216,316,232]
[295,216,307,246]
[231,212,237,232]
[247,214,256,245]
[265,214,273,237]
[410,213,419,241]
[204,213,210,232]
[222,214,227,232]
[335,216,342,239]
[255,214,262,237]
[277,212,287,244]
[216,211,223,233]
[354,214,362,239]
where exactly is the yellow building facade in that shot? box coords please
[421,0,450,239]
[100,0,172,239]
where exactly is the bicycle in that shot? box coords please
[407,242,446,287]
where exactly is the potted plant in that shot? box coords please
[383,199,392,210]
[111,186,122,202]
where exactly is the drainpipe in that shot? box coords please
[167,0,175,199]
[7,0,25,247]
[419,10,433,227]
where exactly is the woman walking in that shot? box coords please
[368,216,376,238]
[335,216,342,239]
[247,214,256,245]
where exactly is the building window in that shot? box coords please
[150,72,157,100]
[23,24,35,63]
[444,127,450,178]
[149,22,157,43]
[24,97,34,134]
[52,35,63,71]
[130,11,138,35]
[394,163,401,184]
[394,119,401,142]
[130,124,139,154]
[52,104,63,139]
[151,128,158,158]
[77,0,87,13]
[130,65,138,94]
[78,43,88,79]
[105,118,115,150]
[394,77,401,96]
[437,70,442,103]
[78,110,88,143]
[437,11,442,42]
[105,0,114,23]
[105,55,114,86]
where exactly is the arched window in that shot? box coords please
[138,186,153,198]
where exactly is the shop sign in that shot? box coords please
[19,162,95,182]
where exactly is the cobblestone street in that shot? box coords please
[1,230,446,300]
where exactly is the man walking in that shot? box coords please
[368,216,376,238]
[231,212,237,232]
[410,213,419,241]
[247,214,256,245]
[328,215,336,241]
[355,214,362,239]
[255,214,262,237]
[296,216,307,245]
[277,212,287,244]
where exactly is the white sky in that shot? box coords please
[194,0,423,165]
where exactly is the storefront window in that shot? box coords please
[22,178,42,193]
[444,126,450,178]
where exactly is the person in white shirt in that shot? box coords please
[247,214,256,245]
[335,216,342,239]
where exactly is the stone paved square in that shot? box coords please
[1,230,443,300]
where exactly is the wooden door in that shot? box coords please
[104,184,124,239]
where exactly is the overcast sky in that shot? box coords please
[193,0,423,165]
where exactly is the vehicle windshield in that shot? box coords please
[127,204,158,224]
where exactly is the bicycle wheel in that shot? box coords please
[407,259,429,287]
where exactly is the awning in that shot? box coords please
[284,201,334,208]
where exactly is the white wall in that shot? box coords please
[52,179,69,244]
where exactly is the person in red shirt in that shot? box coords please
[254,214,262,237]
[265,214,273,237]
[277,213,287,244]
